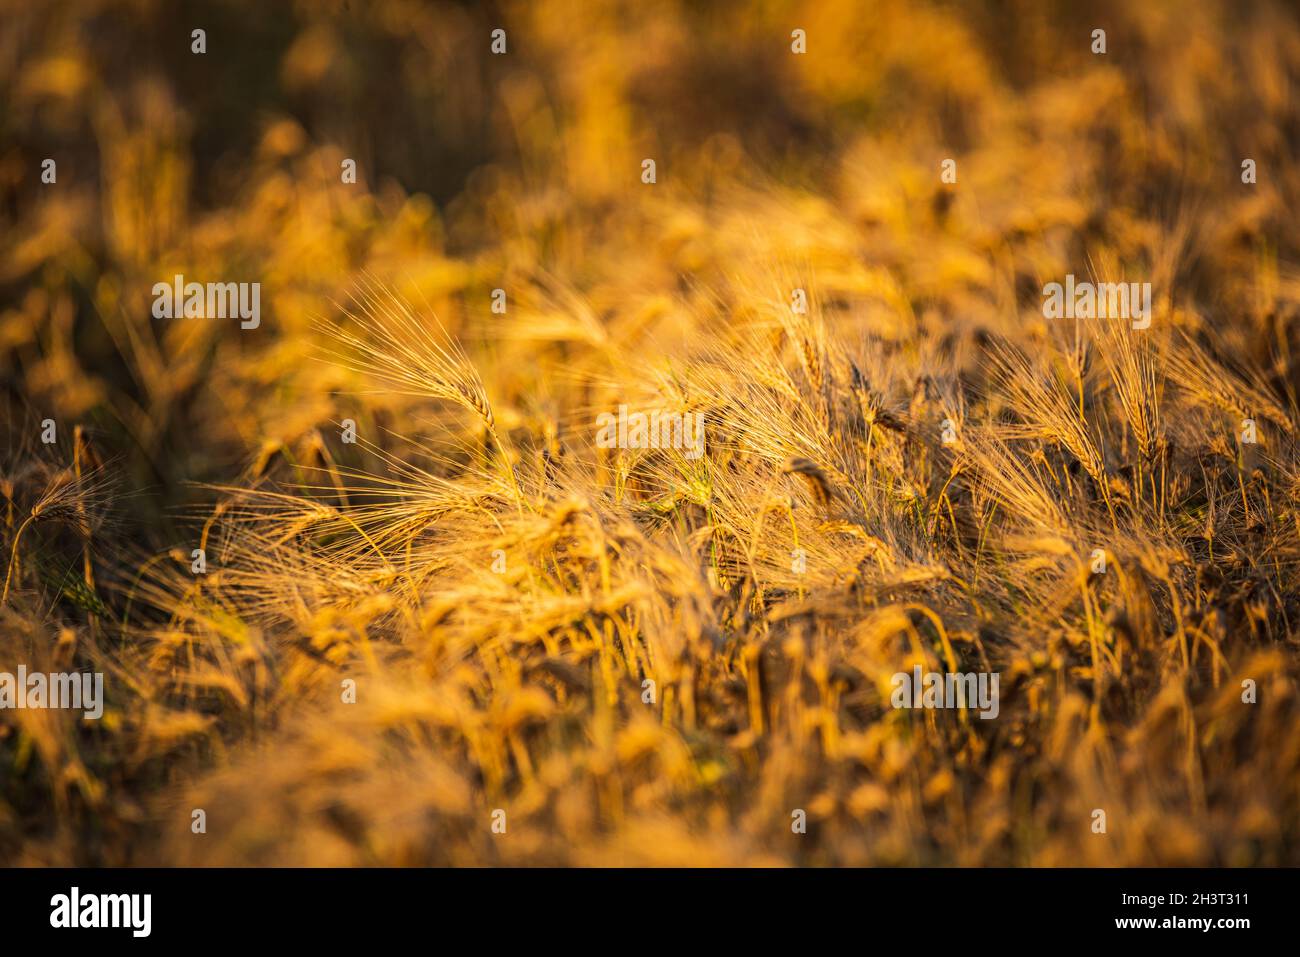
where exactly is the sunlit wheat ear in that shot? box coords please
[848,361,906,434]
[2,465,114,605]
[317,281,522,508]
[988,340,1111,511]
[1092,314,1162,466]
[1165,330,1295,436]
[965,431,1070,535]
[321,282,495,427]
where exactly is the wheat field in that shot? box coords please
[2,0,1300,867]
